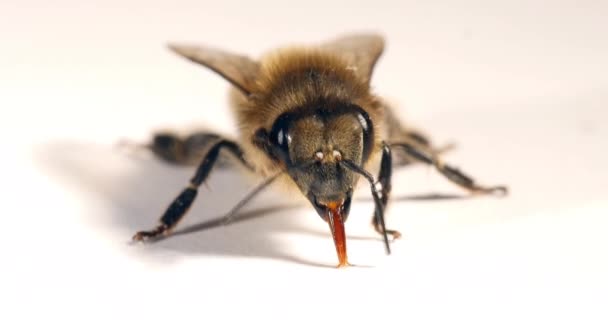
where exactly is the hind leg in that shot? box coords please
[383,105,453,167]
[383,104,506,194]
[391,141,507,195]
[390,131,456,168]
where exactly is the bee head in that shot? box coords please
[253,102,374,222]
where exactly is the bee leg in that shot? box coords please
[390,142,508,195]
[405,130,431,148]
[371,143,402,240]
[132,139,253,242]
[389,131,455,168]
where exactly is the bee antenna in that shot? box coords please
[340,160,391,254]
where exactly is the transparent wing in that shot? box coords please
[169,44,260,95]
[321,33,385,83]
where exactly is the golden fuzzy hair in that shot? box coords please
[229,47,384,175]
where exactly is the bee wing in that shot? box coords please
[321,33,385,83]
[168,44,259,96]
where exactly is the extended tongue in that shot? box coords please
[325,200,350,268]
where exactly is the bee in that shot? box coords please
[132,33,507,267]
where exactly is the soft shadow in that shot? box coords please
[170,204,300,238]
[36,141,336,267]
[35,141,469,267]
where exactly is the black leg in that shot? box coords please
[340,154,392,255]
[405,131,431,147]
[388,132,455,168]
[132,139,253,242]
[391,142,507,195]
[371,143,402,240]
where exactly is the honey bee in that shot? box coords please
[132,34,507,267]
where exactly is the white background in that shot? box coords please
[1,0,607,319]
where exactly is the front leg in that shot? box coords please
[132,139,251,242]
[371,143,402,240]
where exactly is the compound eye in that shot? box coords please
[356,112,372,136]
[274,127,291,153]
[355,109,374,162]
[270,113,293,162]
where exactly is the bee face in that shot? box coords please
[261,102,375,222]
